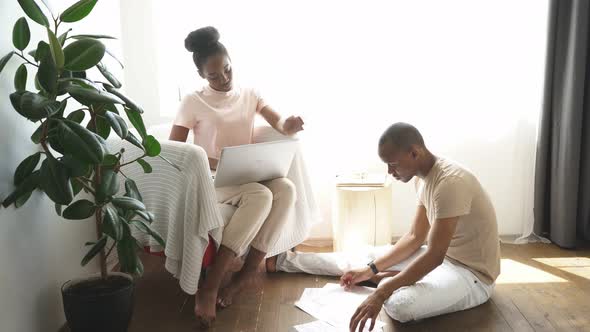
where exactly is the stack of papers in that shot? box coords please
[293,283,386,332]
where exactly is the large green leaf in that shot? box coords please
[2,170,40,208]
[57,28,72,46]
[96,168,119,203]
[17,0,49,27]
[13,17,30,51]
[81,235,107,266]
[54,98,67,118]
[104,111,128,138]
[124,178,143,202]
[96,62,121,88]
[0,52,14,75]
[30,122,43,143]
[59,77,96,90]
[38,55,57,94]
[21,92,61,119]
[57,119,106,163]
[62,199,95,219]
[15,190,34,208]
[116,224,138,274]
[124,132,144,151]
[102,154,119,167]
[112,196,146,211]
[14,92,61,120]
[63,38,105,71]
[32,41,49,62]
[39,156,73,205]
[61,154,90,177]
[124,107,147,138]
[47,28,64,70]
[130,219,165,247]
[60,0,97,23]
[134,210,154,223]
[65,85,124,105]
[71,34,116,40]
[65,109,86,123]
[143,135,161,157]
[87,115,111,139]
[105,49,124,69]
[136,158,152,173]
[14,152,41,186]
[102,205,122,240]
[14,64,27,91]
[105,86,143,113]
[71,178,83,196]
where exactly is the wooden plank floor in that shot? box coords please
[86,242,590,331]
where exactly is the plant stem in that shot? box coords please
[105,241,116,261]
[39,120,55,159]
[74,177,96,195]
[118,169,129,179]
[16,52,38,67]
[93,165,108,279]
[119,154,147,168]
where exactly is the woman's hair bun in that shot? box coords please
[184,26,220,53]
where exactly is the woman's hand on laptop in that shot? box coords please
[282,115,304,135]
[208,157,218,171]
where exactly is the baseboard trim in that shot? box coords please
[301,238,333,248]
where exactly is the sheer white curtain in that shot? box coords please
[149,0,549,240]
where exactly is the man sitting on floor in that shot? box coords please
[267,122,501,331]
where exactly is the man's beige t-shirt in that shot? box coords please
[415,157,501,285]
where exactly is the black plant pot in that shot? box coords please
[62,272,135,332]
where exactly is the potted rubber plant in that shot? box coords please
[0,1,175,331]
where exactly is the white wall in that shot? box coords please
[0,1,121,331]
[118,0,167,127]
[133,0,548,241]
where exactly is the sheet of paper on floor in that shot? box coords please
[295,283,385,331]
[293,319,384,332]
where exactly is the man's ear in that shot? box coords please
[198,70,205,79]
[409,145,419,159]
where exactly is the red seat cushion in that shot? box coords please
[143,235,217,268]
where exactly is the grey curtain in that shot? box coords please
[534,0,590,248]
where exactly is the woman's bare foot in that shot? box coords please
[217,271,261,308]
[265,255,278,273]
[194,289,217,329]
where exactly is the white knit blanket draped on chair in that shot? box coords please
[108,127,319,294]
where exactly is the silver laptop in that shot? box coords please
[213,140,298,188]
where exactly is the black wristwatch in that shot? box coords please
[367,261,379,275]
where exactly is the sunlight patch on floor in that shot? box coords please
[496,259,567,284]
[533,257,590,280]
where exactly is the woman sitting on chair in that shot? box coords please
[169,26,304,328]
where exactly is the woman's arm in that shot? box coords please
[259,106,304,136]
[169,125,218,170]
[169,125,189,142]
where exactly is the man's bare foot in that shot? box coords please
[217,271,261,308]
[265,255,278,273]
[194,289,217,329]
[368,271,400,285]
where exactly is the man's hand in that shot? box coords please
[340,267,373,290]
[349,290,388,331]
[282,115,304,135]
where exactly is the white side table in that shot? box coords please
[332,175,394,252]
